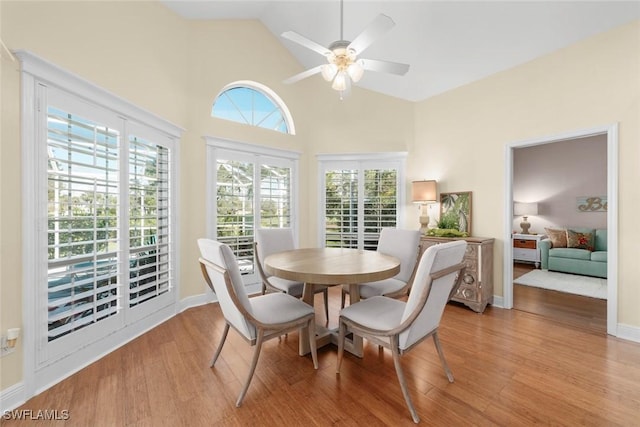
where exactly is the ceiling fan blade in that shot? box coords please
[347,14,395,55]
[281,31,331,57]
[360,58,410,76]
[283,65,324,85]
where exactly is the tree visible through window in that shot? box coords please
[325,169,398,250]
[20,50,181,392]
[206,138,299,286]
[319,154,406,251]
[212,82,295,134]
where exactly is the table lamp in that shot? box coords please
[411,180,437,233]
[514,202,539,234]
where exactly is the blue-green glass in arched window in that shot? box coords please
[212,82,294,134]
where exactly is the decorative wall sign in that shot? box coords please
[577,196,607,212]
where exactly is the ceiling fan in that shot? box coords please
[282,0,410,99]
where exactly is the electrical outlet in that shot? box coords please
[1,336,16,357]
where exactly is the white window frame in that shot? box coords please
[317,152,408,248]
[18,51,183,397]
[204,137,300,290]
[212,80,296,135]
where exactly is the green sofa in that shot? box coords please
[540,228,607,278]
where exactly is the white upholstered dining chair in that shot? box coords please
[198,238,318,407]
[336,240,467,423]
[254,228,330,323]
[341,228,421,308]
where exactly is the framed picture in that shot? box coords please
[440,191,472,235]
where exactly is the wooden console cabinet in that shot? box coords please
[420,236,494,313]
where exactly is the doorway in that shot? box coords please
[503,124,619,336]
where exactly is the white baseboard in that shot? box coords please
[32,304,176,397]
[178,282,262,313]
[493,294,640,343]
[616,323,640,343]
[179,292,215,312]
[491,295,504,308]
[0,382,25,414]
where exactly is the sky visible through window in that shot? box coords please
[212,86,289,134]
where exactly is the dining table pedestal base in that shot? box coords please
[298,283,363,357]
[263,247,400,359]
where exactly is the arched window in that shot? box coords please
[212,81,295,135]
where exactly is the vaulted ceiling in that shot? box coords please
[161,1,640,102]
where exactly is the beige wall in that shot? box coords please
[0,1,413,391]
[180,19,414,299]
[409,20,640,325]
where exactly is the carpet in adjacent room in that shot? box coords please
[514,269,607,299]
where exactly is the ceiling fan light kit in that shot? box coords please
[282,0,409,99]
[321,41,364,85]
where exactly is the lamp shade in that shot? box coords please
[411,180,437,203]
[514,202,539,216]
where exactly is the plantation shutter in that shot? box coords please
[46,106,121,341]
[260,164,292,228]
[128,134,172,308]
[320,155,405,251]
[208,140,299,286]
[21,51,182,389]
[363,169,398,250]
[324,169,359,248]
[216,159,255,275]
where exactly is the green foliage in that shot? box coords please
[324,169,398,241]
[437,212,459,230]
[426,228,468,238]
[429,210,469,237]
[439,192,470,234]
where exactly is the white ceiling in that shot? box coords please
[160,1,640,102]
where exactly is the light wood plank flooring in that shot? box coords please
[4,287,638,426]
[513,262,607,334]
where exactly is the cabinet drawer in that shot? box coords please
[513,248,537,261]
[513,239,536,249]
[420,236,493,313]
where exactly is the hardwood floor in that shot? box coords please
[513,262,607,334]
[5,287,638,426]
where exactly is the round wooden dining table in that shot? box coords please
[265,247,400,357]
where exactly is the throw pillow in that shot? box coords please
[566,229,594,251]
[545,228,567,248]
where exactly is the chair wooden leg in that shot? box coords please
[336,320,346,374]
[210,323,230,367]
[307,319,319,369]
[236,328,265,407]
[433,331,454,382]
[323,288,329,325]
[340,288,347,309]
[391,335,420,424]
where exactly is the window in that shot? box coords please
[128,133,171,309]
[206,138,298,285]
[46,107,121,341]
[212,81,295,135]
[20,51,181,391]
[319,153,407,250]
